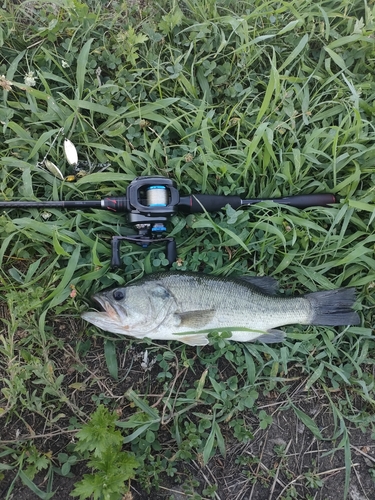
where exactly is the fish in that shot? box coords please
[81,272,360,346]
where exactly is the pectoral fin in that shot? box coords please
[174,310,215,329]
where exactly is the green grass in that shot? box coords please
[0,0,375,499]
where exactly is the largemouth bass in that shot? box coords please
[81,272,360,346]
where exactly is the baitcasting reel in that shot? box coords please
[104,176,337,267]
[108,176,180,267]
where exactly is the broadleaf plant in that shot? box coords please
[71,405,139,500]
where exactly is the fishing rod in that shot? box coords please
[0,175,335,267]
[0,133,336,266]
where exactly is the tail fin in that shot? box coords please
[306,288,360,326]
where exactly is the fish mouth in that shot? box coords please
[91,294,108,311]
[92,294,126,322]
[82,295,130,334]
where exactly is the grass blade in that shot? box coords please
[203,424,216,465]
[76,38,93,100]
[19,470,55,500]
[256,51,279,124]
[289,402,323,440]
[104,339,118,380]
[279,33,309,71]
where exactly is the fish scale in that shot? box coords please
[82,272,360,346]
[143,273,311,332]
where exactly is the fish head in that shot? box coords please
[82,281,176,336]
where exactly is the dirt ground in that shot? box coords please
[2,405,375,500]
[1,320,375,500]
[2,412,375,500]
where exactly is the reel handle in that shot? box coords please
[111,236,123,268]
[166,239,177,264]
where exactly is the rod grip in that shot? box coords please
[276,193,336,208]
[178,194,243,213]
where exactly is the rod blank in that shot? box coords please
[0,193,336,213]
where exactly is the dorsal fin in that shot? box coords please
[238,275,279,295]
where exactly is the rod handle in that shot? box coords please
[275,193,336,208]
[178,194,242,213]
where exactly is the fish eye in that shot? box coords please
[112,289,126,301]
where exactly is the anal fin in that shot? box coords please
[173,333,209,346]
[255,329,285,344]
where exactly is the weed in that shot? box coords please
[71,405,139,500]
[1,0,375,499]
